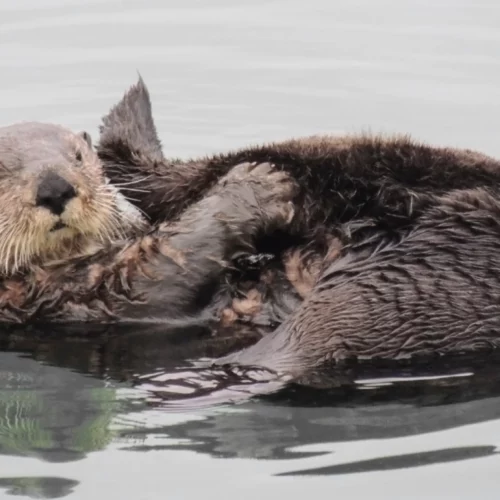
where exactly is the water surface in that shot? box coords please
[1,0,500,498]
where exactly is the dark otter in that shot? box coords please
[97,77,500,381]
[0,121,295,323]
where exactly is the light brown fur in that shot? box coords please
[0,122,146,276]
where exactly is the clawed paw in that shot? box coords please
[209,161,298,235]
[220,161,297,204]
[219,161,275,184]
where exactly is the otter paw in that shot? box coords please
[219,161,274,184]
[224,161,297,228]
[207,161,297,235]
[221,161,297,204]
[219,162,296,200]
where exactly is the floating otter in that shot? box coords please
[0,121,296,323]
[97,78,500,382]
[0,122,147,275]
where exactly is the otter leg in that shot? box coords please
[14,162,295,324]
[217,187,500,376]
[111,161,296,321]
[53,163,295,321]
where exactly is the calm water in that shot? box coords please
[1,0,500,498]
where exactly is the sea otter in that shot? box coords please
[97,77,500,382]
[0,121,296,323]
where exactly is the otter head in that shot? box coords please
[0,122,147,275]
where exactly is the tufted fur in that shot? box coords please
[0,118,295,324]
[97,78,500,379]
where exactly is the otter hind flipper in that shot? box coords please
[96,76,175,222]
[97,76,164,167]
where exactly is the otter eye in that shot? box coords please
[75,150,82,162]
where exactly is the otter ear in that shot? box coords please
[96,74,164,163]
[79,131,92,148]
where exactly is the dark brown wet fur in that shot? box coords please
[98,80,500,235]
[97,78,500,380]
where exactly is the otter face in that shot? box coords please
[0,122,146,275]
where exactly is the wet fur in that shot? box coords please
[0,119,295,324]
[98,80,500,236]
[97,78,500,379]
[0,122,146,275]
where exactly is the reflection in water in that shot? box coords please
[0,322,264,465]
[276,446,499,476]
[0,352,118,463]
[1,323,500,477]
[118,361,500,462]
[0,477,79,499]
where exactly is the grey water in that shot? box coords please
[1,0,500,498]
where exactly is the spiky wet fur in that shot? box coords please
[97,78,500,380]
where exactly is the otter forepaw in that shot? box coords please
[219,161,273,185]
[223,161,297,228]
[205,161,297,238]
[220,161,297,201]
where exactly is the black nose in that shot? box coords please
[35,172,77,215]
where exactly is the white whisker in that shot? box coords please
[112,174,153,187]
[114,186,150,193]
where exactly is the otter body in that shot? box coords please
[97,78,500,379]
[0,121,295,323]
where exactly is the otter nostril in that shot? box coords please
[35,172,77,216]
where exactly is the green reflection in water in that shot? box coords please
[0,390,53,454]
[0,476,79,499]
[0,386,120,459]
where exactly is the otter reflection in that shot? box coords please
[0,322,263,465]
[1,324,500,474]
